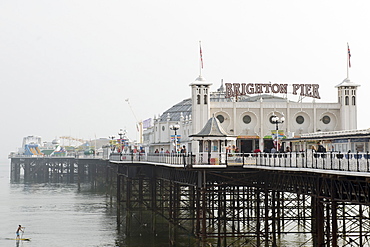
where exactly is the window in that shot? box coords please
[352,96,356,105]
[243,115,252,124]
[216,115,225,123]
[345,96,349,105]
[204,95,207,104]
[322,115,331,124]
[296,115,304,124]
[197,95,200,104]
[162,126,165,131]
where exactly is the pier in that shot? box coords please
[10,151,370,246]
[10,156,110,189]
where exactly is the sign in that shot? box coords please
[225,83,320,99]
[271,130,285,139]
[142,118,152,129]
[170,135,181,142]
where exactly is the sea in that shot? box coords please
[0,161,173,247]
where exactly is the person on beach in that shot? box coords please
[16,225,24,239]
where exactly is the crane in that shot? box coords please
[59,136,87,145]
[125,98,143,144]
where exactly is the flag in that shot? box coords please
[199,41,203,69]
[347,43,351,68]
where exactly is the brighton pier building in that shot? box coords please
[142,74,359,154]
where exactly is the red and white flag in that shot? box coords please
[199,41,203,69]
[347,43,351,68]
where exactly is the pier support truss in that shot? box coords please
[115,164,370,246]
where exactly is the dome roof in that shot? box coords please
[189,75,212,86]
[335,77,360,88]
[158,92,289,123]
[159,98,192,122]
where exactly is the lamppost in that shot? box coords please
[109,135,115,152]
[169,124,180,153]
[271,114,285,152]
[118,129,124,153]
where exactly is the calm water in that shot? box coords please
[0,162,118,247]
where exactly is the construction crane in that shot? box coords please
[125,98,143,144]
[59,136,88,146]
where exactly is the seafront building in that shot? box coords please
[142,71,359,155]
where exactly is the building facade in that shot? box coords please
[142,74,359,154]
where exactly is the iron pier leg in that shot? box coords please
[264,187,269,247]
[272,190,277,247]
[116,165,122,230]
[125,177,132,236]
[201,172,207,247]
[312,196,324,247]
[256,188,261,247]
[332,201,338,247]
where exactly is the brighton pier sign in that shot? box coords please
[225,83,320,99]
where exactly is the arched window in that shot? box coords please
[204,95,207,104]
[345,96,349,105]
[197,95,200,104]
[216,115,225,123]
[352,96,356,105]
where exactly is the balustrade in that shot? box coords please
[109,151,370,173]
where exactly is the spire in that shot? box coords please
[217,79,224,92]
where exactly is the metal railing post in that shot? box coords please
[330,151,333,170]
[347,151,351,171]
[304,150,307,168]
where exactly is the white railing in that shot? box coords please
[109,151,370,173]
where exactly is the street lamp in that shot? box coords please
[169,124,180,153]
[118,129,125,153]
[109,136,115,152]
[271,114,285,152]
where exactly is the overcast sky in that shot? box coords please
[1,1,369,161]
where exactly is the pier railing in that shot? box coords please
[110,150,370,173]
[110,152,195,166]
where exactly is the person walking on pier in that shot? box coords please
[16,225,24,239]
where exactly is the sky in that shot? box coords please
[1,0,370,161]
